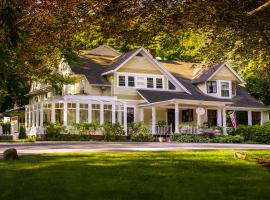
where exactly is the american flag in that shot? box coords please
[230,111,237,129]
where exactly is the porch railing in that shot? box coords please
[154,124,173,135]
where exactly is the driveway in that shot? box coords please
[0,142,270,155]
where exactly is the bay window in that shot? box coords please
[55,103,64,125]
[104,105,112,124]
[43,103,51,126]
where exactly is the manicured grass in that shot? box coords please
[0,151,270,200]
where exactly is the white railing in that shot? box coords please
[153,125,173,135]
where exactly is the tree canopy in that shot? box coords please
[1,0,270,111]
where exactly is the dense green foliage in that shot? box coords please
[1,151,270,200]
[170,134,244,143]
[231,122,270,144]
[18,124,26,139]
[129,123,154,142]
[102,123,125,141]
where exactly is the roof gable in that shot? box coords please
[81,45,121,57]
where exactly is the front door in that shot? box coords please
[167,109,175,132]
[127,107,135,124]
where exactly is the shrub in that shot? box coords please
[102,123,125,141]
[45,123,65,135]
[75,122,99,134]
[130,123,154,142]
[211,135,244,143]
[19,124,26,139]
[1,123,11,134]
[231,123,270,144]
[170,134,211,143]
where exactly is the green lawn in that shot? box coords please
[0,151,270,200]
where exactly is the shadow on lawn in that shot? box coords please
[0,151,270,200]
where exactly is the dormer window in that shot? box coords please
[118,76,126,86]
[128,76,135,87]
[207,81,217,93]
[168,81,176,90]
[147,78,154,88]
[156,78,163,89]
[221,81,230,97]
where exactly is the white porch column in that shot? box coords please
[152,106,156,134]
[51,102,55,123]
[140,108,144,122]
[112,103,116,124]
[248,110,252,125]
[175,103,179,133]
[40,103,43,127]
[32,105,35,127]
[100,103,104,125]
[217,109,222,127]
[117,109,122,125]
[123,105,128,135]
[222,107,227,135]
[76,102,80,124]
[28,108,31,127]
[35,105,39,127]
[88,103,92,123]
[25,106,28,128]
[63,102,68,126]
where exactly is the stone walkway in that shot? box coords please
[0,141,270,155]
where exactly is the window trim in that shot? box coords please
[220,81,231,98]
[206,81,217,94]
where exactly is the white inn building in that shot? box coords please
[25,45,270,136]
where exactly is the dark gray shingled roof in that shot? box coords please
[138,74,269,109]
[102,48,139,74]
[230,85,269,108]
[191,62,226,84]
[70,57,111,85]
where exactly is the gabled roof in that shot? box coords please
[69,56,112,86]
[102,48,140,75]
[80,44,121,57]
[191,62,245,84]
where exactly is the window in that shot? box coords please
[67,103,76,126]
[147,78,154,88]
[128,76,135,87]
[221,82,230,97]
[207,110,217,126]
[92,104,100,124]
[182,109,193,122]
[118,76,125,86]
[43,103,51,126]
[55,103,64,125]
[127,107,135,124]
[252,112,261,125]
[116,105,124,125]
[207,81,217,93]
[104,105,112,124]
[156,78,163,89]
[80,104,88,123]
[168,81,176,90]
[232,82,236,96]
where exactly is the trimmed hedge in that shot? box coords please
[170,134,244,143]
[230,121,270,144]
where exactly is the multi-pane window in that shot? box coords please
[168,81,176,90]
[221,82,230,97]
[80,104,88,123]
[104,105,112,124]
[127,107,135,124]
[118,76,126,86]
[116,105,124,125]
[147,78,154,88]
[182,109,193,122]
[252,112,261,125]
[232,82,236,96]
[128,76,135,87]
[43,103,51,126]
[156,78,163,89]
[92,104,100,124]
[55,103,64,125]
[67,103,76,126]
[207,81,217,93]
